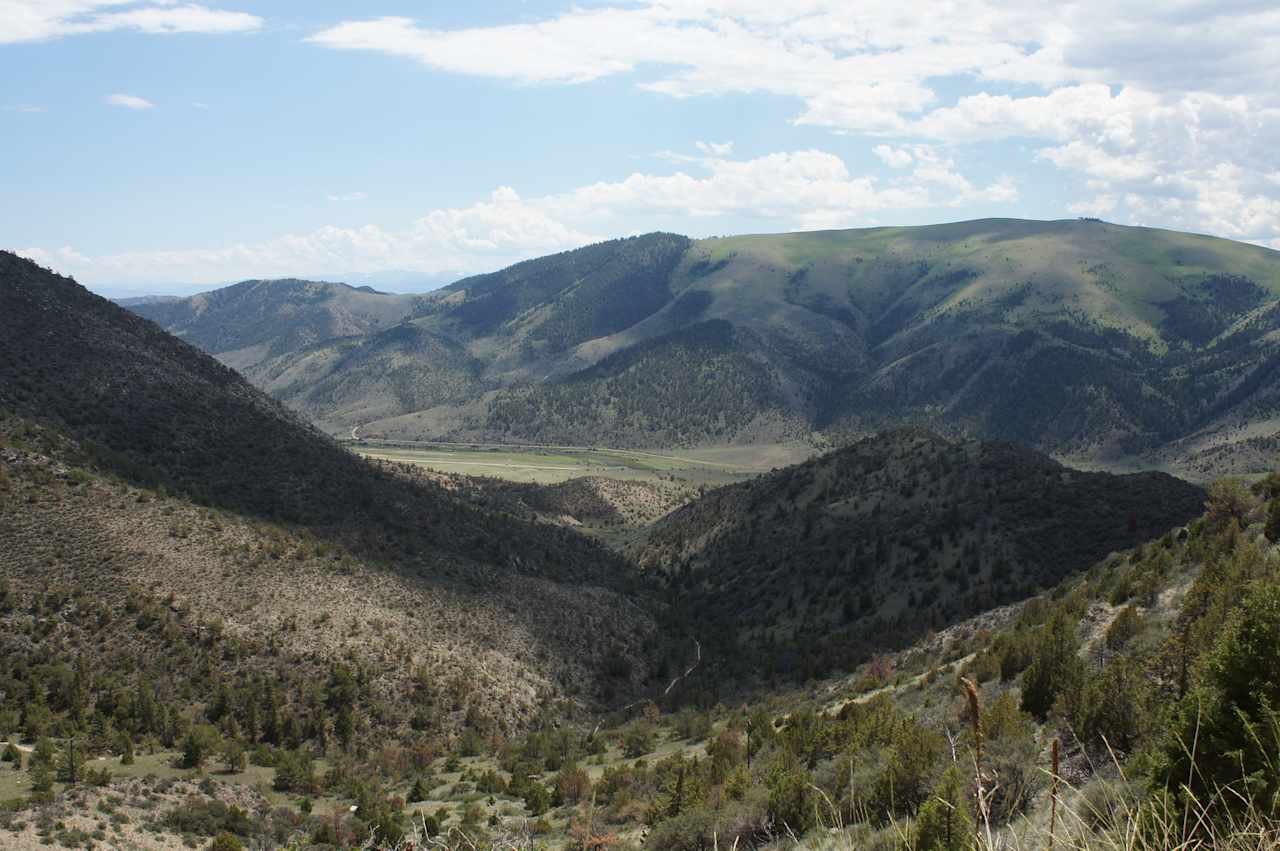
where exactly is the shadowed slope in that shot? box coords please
[0,251,665,724]
[637,428,1206,684]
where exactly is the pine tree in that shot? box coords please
[28,738,55,803]
[914,765,974,851]
[28,759,54,803]
[1161,581,1280,813]
[134,678,157,735]
[1020,613,1085,719]
[262,685,282,745]
[56,736,84,784]
[335,704,355,751]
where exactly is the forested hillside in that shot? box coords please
[638,429,1205,684]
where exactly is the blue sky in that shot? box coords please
[5,2,1280,294]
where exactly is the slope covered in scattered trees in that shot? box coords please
[637,429,1206,684]
[0,252,670,737]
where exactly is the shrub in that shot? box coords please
[221,740,246,774]
[164,798,252,838]
[914,765,973,851]
[622,723,654,759]
[764,752,814,835]
[1020,613,1084,719]
[1105,605,1144,650]
[272,749,314,794]
[1159,581,1280,815]
[180,725,221,769]
[1205,479,1257,529]
[208,832,244,851]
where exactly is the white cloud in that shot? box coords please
[0,2,262,44]
[873,145,912,168]
[105,93,154,110]
[20,147,1016,286]
[326,191,368,202]
[305,2,1280,244]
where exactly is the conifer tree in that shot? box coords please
[56,736,84,784]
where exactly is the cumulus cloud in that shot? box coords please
[105,93,154,110]
[20,147,1016,286]
[0,1,262,44]
[307,2,1280,244]
[326,191,368,202]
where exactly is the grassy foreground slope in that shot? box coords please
[129,220,1280,476]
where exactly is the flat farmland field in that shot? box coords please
[351,440,814,485]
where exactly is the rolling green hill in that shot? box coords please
[635,428,1206,685]
[128,220,1280,476]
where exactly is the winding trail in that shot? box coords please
[662,638,702,696]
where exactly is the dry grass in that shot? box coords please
[0,442,661,737]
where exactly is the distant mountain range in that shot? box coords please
[124,219,1280,478]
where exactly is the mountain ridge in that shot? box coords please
[122,219,1280,477]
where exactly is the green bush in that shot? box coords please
[1020,613,1084,719]
[180,725,221,769]
[914,765,973,851]
[163,798,252,838]
[1159,581,1280,815]
[208,832,244,851]
[622,723,655,758]
[272,749,314,794]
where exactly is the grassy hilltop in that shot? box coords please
[130,219,1280,478]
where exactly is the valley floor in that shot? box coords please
[349,440,814,486]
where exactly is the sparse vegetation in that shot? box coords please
[7,240,1280,849]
